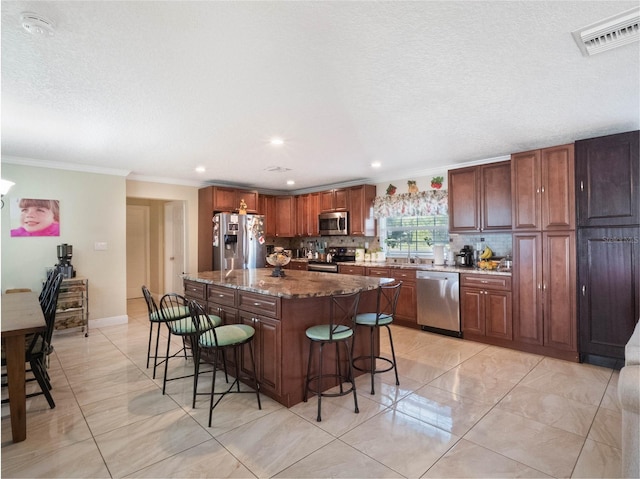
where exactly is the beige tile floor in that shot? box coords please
[1,298,623,478]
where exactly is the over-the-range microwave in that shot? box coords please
[319,211,348,236]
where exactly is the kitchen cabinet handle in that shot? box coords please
[582,285,586,296]
[254,302,261,306]
[218,294,224,298]
[538,283,541,290]
[536,188,540,194]
[542,283,546,290]
[580,181,584,192]
[541,186,545,193]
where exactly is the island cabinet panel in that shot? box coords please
[287,260,308,271]
[184,280,207,302]
[239,311,281,396]
[237,290,281,318]
[207,284,236,308]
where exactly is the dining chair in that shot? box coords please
[303,291,361,422]
[1,273,64,409]
[190,299,261,427]
[352,281,402,395]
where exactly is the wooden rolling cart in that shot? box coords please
[55,277,89,337]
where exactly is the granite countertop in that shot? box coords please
[289,258,511,276]
[183,269,393,299]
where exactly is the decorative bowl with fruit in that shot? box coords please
[266,248,291,277]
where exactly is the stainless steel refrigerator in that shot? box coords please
[213,213,266,271]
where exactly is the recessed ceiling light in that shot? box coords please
[371,161,382,168]
[270,138,284,146]
[286,180,295,185]
[195,166,205,173]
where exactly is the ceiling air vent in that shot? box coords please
[264,166,291,173]
[572,6,639,56]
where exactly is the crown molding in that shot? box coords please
[1,155,131,177]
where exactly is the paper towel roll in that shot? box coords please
[433,245,445,265]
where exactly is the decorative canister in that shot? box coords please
[355,248,365,262]
[364,253,371,262]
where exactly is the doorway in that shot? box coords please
[126,199,187,299]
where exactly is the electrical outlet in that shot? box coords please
[94,241,108,251]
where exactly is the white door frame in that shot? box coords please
[164,201,187,294]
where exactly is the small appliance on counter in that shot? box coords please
[56,243,75,278]
[307,247,356,273]
[433,245,445,266]
[456,245,475,267]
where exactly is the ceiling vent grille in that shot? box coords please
[264,166,291,173]
[572,7,639,56]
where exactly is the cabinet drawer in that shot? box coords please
[339,264,365,275]
[208,284,237,307]
[461,273,511,291]
[389,269,416,281]
[237,290,281,319]
[184,280,207,301]
[367,267,391,277]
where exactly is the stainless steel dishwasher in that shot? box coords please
[416,270,461,337]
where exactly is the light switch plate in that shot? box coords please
[94,241,108,251]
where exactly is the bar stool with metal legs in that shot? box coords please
[304,291,361,422]
[159,293,221,395]
[352,281,402,395]
[189,299,261,427]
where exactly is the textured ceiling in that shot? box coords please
[1,1,639,192]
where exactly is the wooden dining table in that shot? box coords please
[1,292,46,442]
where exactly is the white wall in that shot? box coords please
[1,164,127,322]
[126,180,199,277]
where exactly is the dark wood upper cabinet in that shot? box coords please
[258,194,276,236]
[320,188,349,213]
[274,196,296,237]
[449,161,511,233]
[511,144,575,231]
[349,184,376,236]
[575,130,639,227]
[210,186,258,214]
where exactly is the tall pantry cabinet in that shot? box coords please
[511,144,578,361]
[575,130,639,362]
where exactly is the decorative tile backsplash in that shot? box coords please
[450,233,512,258]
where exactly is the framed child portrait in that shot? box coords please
[10,198,60,237]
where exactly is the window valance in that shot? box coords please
[373,190,448,218]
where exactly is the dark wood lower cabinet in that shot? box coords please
[461,273,512,344]
[578,227,640,361]
[512,231,578,361]
[239,311,281,396]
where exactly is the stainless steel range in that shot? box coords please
[307,247,356,273]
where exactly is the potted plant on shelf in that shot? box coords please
[431,176,444,189]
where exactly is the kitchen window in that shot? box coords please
[380,215,449,256]
[373,189,449,258]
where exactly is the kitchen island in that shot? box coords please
[183,269,393,407]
